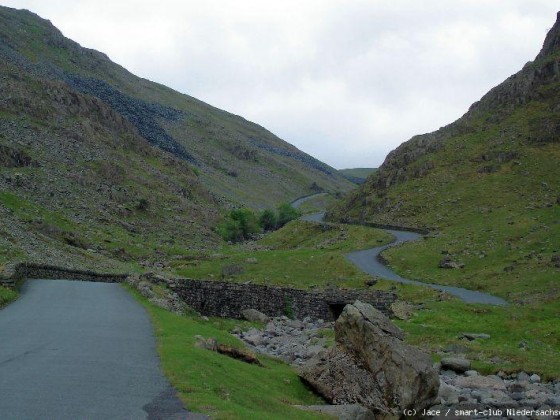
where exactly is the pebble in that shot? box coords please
[529,373,541,383]
[439,371,560,418]
[441,357,471,373]
[517,371,530,381]
[235,316,333,366]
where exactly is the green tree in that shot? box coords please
[259,209,277,231]
[218,208,260,242]
[217,218,244,242]
[276,203,300,227]
[230,209,260,237]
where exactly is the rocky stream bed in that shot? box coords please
[235,312,560,419]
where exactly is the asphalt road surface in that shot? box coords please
[346,229,507,305]
[0,279,202,419]
[291,194,506,305]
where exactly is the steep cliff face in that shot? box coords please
[0,6,352,210]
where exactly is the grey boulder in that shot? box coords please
[441,357,471,373]
[241,308,270,323]
[300,301,439,418]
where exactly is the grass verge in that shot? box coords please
[0,285,17,308]
[172,221,392,289]
[177,216,560,379]
[374,279,560,379]
[125,285,327,419]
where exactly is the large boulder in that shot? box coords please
[241,308,270,323]
[300,301,439,418]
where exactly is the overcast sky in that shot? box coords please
[2,1,558,168]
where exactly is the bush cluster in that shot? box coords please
[217,203,300,242]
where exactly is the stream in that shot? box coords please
[292,195,507,305]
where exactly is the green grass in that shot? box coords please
[172,221,392,289]
[0,191,76,231]
[338,168,377,179]
[174,248,371,289]
[296,194,338,215]
[326,82,560,378]
[177,214,560,379]
[373,279,560,379]
[125,285,327,419]
[382,205,560,301]
[0,285,17,308]
[261,220,393,252]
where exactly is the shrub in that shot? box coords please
[276,203,300,227]
[217,218,244,242]
[218,208,260,242]
[136,198,150,211]
[231,209,260,237]
[259,209,277,231]
[217,203,300,242]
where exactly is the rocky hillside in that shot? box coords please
[329,12,560,302]
[0,57,220,271]
[0,6,352,271]
[0,6,352,210]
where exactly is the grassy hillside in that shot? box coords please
[172,220,392,289]
[0,59,221,270]
[127,286,326,419]
[329,12,560,304]
[326,11,560,378]
[0,5,352,268]
[339,167,377,184]
[0,6,352,211]
[173,216,560,378]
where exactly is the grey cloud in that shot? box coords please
[1,0,557,168]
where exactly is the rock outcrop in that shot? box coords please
[300,301,439,417]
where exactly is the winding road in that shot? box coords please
[292,195,507,305]
[0,279,200,419]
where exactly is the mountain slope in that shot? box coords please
[0,6,352,210]
[0,58,220,271]
[329,12,560,303]
[0,5,352,271]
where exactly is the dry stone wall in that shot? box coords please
[0,264,397,321]
[0,263,126,287]
[144,274,396,321]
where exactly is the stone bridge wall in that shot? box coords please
[0,263,397,321]
[145,274,396,321]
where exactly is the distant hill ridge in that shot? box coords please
[339,168,377,184]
